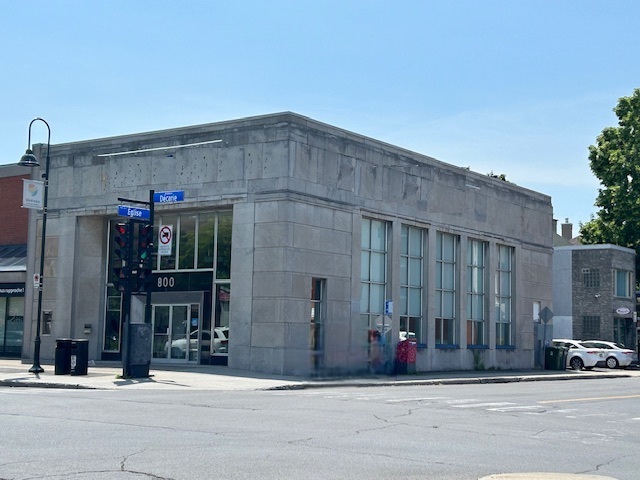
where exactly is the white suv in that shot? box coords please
[551,339,603,370]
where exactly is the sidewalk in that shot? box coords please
[0,358,637,391]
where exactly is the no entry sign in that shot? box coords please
[158,225,173,256]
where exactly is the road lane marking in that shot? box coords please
[386,397,445,403]
[488,405,541,412]
[453,402,515,408]
[539,393,640,404]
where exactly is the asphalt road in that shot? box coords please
[1,377,638,479]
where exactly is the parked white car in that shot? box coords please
[580,340,637,369]
[213,327,229,353]
[551,339,603,370]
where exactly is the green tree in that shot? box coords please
[580,88,640,275]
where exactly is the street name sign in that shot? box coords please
[154,190,185,203]
[118,205,151,220]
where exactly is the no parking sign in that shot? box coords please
[158,225,173,256]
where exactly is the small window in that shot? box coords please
[583,269,600,288]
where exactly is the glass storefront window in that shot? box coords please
[198,213,216,269]
[0,296,24,355]
[179,215,196,270]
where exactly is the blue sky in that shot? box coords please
[2,1,639,230]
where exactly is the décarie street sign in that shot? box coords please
[153,190,185,203]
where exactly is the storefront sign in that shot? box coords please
[153,272,213,293]
[0,284,25,296]
[615,307,631,315]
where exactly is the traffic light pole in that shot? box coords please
[146,189,154,326]
[116,190,154,378]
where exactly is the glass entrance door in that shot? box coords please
[152,304,191,362]
[151,303,202,362]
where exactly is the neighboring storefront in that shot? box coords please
[0,279,25,357]
[19,112,553,376]
[0,166,29,358]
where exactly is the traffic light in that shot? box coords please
[112,222,132,292]
[137,223,153,264]
[135,223,154,293]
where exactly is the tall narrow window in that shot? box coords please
[197,213,216,269]
[495,245,514,347]
[179,214,196,269]
[436,232,457,345]
[467,239,486,346]
[311,278,326,372]
[216,211,233,279]
[361,218,388,331]
[400,225,424,343]
[614,270,632,298]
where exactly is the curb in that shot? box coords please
[263,372,633,390]
[0,380,96,389]
[0,372,633,392]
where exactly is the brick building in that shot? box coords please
[553,220,636,350]
[0,165,29,356]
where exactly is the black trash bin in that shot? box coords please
[54,338,73,375]
[70,339,89,376]
[544,346,567,370]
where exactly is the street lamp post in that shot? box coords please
[18,117,51,374]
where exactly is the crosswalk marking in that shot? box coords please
[279,390,637,422]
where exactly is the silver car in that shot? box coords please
[581,340,637,369]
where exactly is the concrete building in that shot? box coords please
[18,112,553,376]
[553,220,636,348]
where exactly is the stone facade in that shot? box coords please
[19,112,553,376]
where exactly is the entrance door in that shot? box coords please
[152,304,193,362]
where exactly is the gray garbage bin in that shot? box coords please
[54,338,73,375]
[70,339,89,376]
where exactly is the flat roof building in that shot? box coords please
[18,112,553,376]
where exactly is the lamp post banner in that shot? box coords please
[22,179,44,210]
